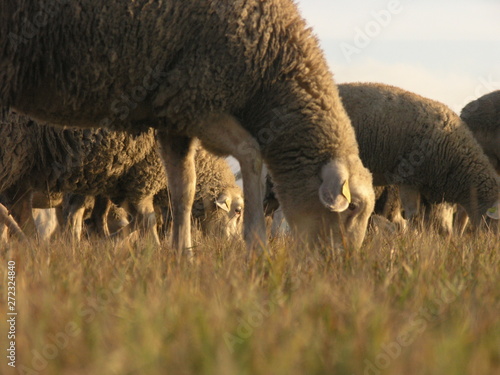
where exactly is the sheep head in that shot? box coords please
[278,155,375,251]
[203,186,244,238]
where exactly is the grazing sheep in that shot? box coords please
[0,111,243,241]
[0,111,160,241]
[91,139,244,240]
[458,90,500,230]
[155,145,244,238]
[374,185,453,235]
[0,0,375,253]
[460,90,500,174]
[121,141,245,239]
[190,146,244,238]
[337,83,499,227]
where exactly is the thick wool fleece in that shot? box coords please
[0,0,363,213]
[0,111,155,202]
[460,90,500,173]
[338,83,499,223]
[1,111,240,226]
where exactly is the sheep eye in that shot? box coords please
[348,203,357,211]
[235,207,242,214]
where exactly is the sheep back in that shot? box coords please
[460,90,500,173]
[338,83,499,221]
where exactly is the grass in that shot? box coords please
[0,227,499,375]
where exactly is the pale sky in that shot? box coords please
[296,0,500,113]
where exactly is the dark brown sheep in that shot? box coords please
[338,83,499,227]
[0,0,374,254]
[461,90,500,173]
[0,112,243,242]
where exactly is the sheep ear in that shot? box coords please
[318,160,351,212]
[215,193,230,212]
[487,202,499,220]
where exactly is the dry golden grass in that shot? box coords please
[1,227,499,375]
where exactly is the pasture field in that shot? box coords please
[1,228,499,375]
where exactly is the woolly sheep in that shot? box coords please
[0,0,375,253]
[1,112,243,242]
[460,90,500,174]
[187,146,244,238]
[155,145,244,239]
[104,140,244,239]
[337,83,499,227]
[0,111,160,241]
[458,90,500,229]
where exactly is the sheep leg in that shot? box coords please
[156,132,196,257]
[399,185,421,220]
[66,206,86,241]
[0,203,27,241]
[129,197,160,246]
[454,205,469,236]
[429,202,454,236]
[197,113,268,255]
[9,192,37,238]
[54,206,64,234]
[90,195,111,237]
[62,194,88,241]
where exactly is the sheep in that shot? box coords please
[60,152,243,241]
[82,138,244,240]
[116,140,244,240]
[460,90,500,174]
[0,0,375,253]
[0,110,161,241]
[155,145,244,239]
[0,111,243,242]
[187,146,244,238]
[457,90,500,231]
[337,83,499,228]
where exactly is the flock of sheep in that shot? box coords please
[0,0,498,254]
